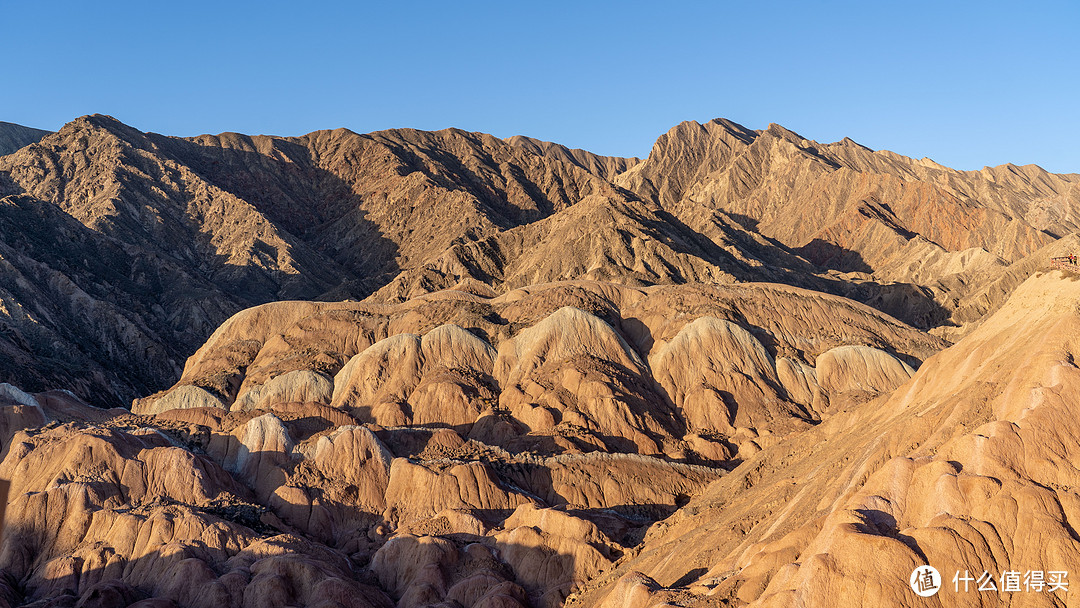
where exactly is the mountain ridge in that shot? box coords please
[0,113,1075,405]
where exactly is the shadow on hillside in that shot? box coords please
[0,515,393,608]
[725,213,759,232]
[0,195,198,406]
[788,238,952,330]
[795,239,873,274]
[840,280,951,331]
[150,133,401,301]
[638,205,950,331]
[0,491,683,608]
[854,508,930,562]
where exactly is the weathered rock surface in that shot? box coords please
[812,345,914,412]
[620,120,1077,272]
[0,270,951,607]
[2,113,1079,608]
[571,270,1080,608]
[144,280,941,460]
[3,115,1075,406]
[0,116,618,405]
[618,118,1080,331]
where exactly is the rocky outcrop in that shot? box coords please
[571,270,1080,608]
[147,281,942,462]
[133,385,224,415]
[234,370,334,412]
[650,317,794,434]
[813,344,914,410]
[331,324,496,427]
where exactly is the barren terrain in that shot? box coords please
[0,115,1077,607]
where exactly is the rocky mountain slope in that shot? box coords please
[2,115,1074,406]
[0,116,627,405]
[0,276,945,608]
[1,269,1077,607]
[0,113,1078,607]
[573,269,1080,608]
[618,119,1080,326]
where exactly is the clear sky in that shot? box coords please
[3,1,1078,172]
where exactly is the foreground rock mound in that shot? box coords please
[0,389,721,607]
[572,270,1080,608]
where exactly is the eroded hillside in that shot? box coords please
[0,277,950,608]
[1,115,1076,405]
[0,114,1078,608]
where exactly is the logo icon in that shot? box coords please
[911,566,941,597]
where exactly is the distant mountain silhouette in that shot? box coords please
[0,121,50,155]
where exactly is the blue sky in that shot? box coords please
[3,1,1078,172]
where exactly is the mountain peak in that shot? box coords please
[764,122,809,144]
[836,135,871,150]
[57,114,145,141]
[68,113,123,129]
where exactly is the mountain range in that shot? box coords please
[0,114,1077,608]
[1,115,1075,407]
